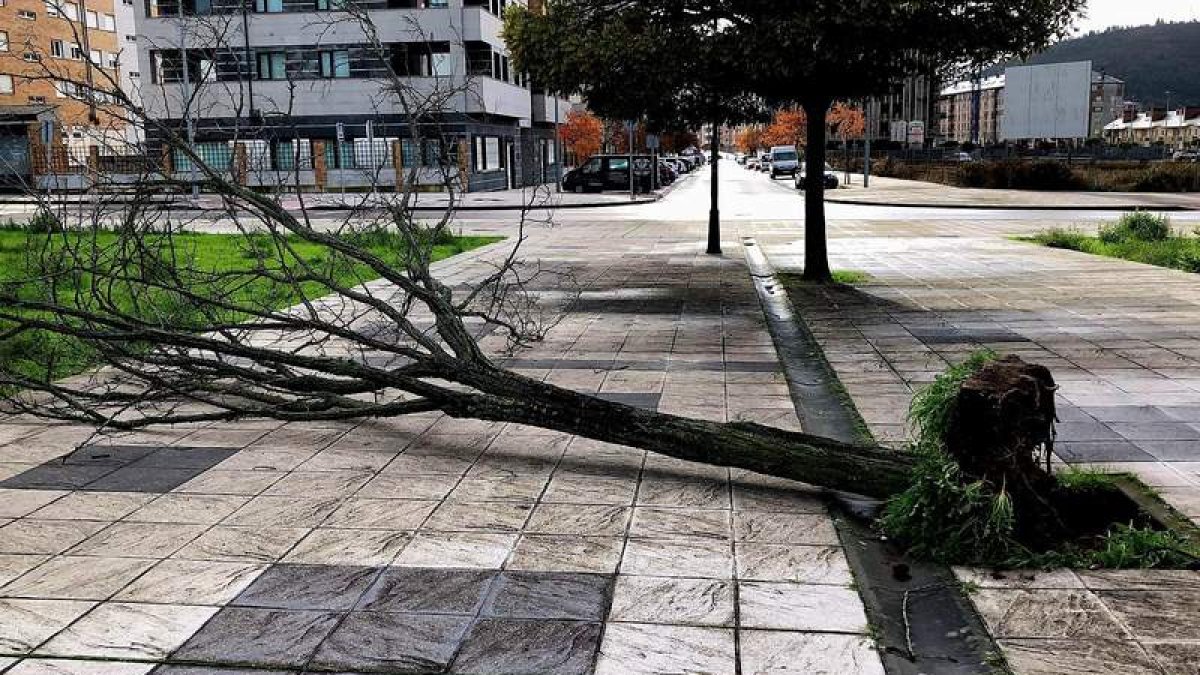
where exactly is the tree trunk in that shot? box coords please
[444,367,914,499]
[802,98,832,281]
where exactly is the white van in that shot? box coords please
[768,145,799,179]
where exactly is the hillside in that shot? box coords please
[991,21,1200,106]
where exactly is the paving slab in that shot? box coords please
[0,214,880,673]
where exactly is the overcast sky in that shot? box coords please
[1073,0,1200,33]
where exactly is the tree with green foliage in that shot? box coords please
[504,1,762,254]
[507,0,1084,279]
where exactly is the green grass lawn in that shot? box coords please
[0,227,502,385]
[1022,213,1200,275]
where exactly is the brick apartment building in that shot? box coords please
[0,0,137,183]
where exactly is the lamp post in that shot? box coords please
[178,3,199,201]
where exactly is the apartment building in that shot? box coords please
[0,0,137,163]
[1104,107,1200,149]
[865,71,939,145]
[936,65,1125,144]
[134,0,571,192]
[936,75,1004,145]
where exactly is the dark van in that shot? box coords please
[562,154,656,193]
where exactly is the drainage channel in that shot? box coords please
[741,237,1005,675]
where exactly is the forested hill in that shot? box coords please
[991,21,1200,106]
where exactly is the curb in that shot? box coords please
[0,193,663,212]
[824,195,1198,212]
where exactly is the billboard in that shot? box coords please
[1001,61,1092,140]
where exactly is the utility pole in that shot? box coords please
[864,101,872,188]
[178,6,199,201]
[627,119,634,201]
[553,92,561,192]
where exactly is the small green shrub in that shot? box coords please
[1177,249,1200,273]
[25,208,63,234]
[1035,228,1089,250]
[1119,211,1172,242]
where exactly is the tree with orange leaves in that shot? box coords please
[735,126,766,154]
[559,110,604,165]
[762,107,808,148]
[828,104,866,140]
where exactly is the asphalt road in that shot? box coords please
[3,161,1198,226]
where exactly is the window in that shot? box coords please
[400,138,420,167]
[106,52,118,69]
[90,49,101,64]
[61,2,76,19]
[50,39,64,58]
[126,35,136,42]
[0,31,10,52]
[29,95,46,103]
[85,10,98,27]
[318,50,349,78]
[430,52,451,77]
[478,136,500,171]
[23,52,40,62]
[54,81,68,98]
[70,43,83,60]
[101,13,115,30]
[254,0,282,12]
[44,0,60,17]
[0,75,12,94]
[257,51,286,80]
[18,9,36,19]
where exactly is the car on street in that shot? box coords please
[946,151,976,163]
[1172,151,1200,163]
[561,154,655,193]
[746,156,760,170]
[758,153,772,172]
[768,145,799,179]
[794,163,839,190]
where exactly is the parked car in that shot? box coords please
[746,156,761,170]
[1172,151,1200,163]
[794,163,839,190]
[735,154,747,165]
[758,153,772,172]
[946,151,976,163]
[561,154,655,193]
[768,145,799,178]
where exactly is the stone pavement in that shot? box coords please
[825,175,1200,211]
[757,216,1200,674]
[0,220,882,674]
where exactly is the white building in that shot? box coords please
[1104,108,1200,149]
[133,0,570,191]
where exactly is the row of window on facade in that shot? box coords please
[146,0,513,17]
[6,2,119,29]
[167,133,552,174]
[148,43,522,86]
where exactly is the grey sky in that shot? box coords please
[1074,0,1200,33]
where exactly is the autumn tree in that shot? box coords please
[762,108,808,148]
[559,109,604,165]
[828,104,865,140]
[735,126,765,154]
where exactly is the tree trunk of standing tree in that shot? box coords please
[802,97,833,281]
[708,117,721,255]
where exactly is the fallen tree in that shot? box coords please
[0,6,915,500]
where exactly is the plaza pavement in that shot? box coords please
[4,164,1200,674]
[756,214,1200,675]
[0,217,882,674]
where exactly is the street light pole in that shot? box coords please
[178,5,199,201]
[706,118,720,255]
[553,92,561,192]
